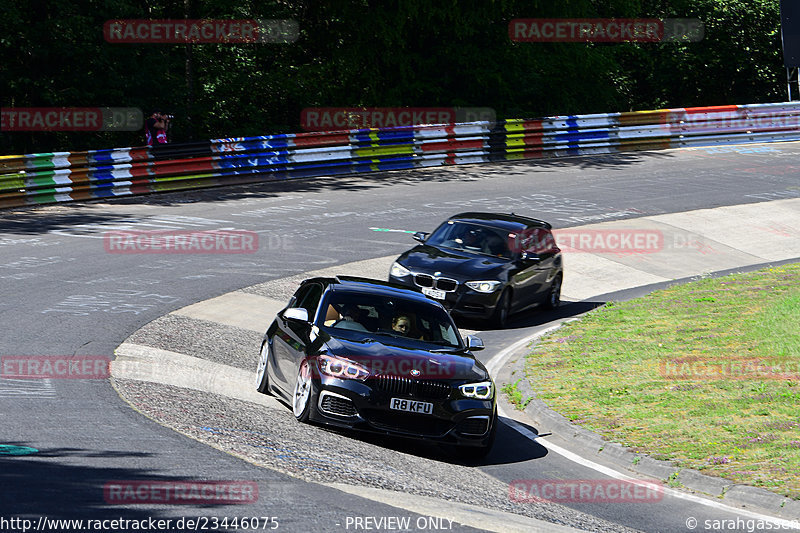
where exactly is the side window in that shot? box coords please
[537,229,559,255]
[520,227,559,255]
[289,285,311,309]
[295,283,324,320]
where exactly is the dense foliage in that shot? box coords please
[0,0,786,154]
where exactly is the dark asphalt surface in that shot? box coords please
[2,142,799,532]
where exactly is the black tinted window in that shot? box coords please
[295,283,324,318]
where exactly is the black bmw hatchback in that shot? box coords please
[256,276,497,457]
[388,212,563,328]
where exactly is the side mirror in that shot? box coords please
[413,231,429,243]
[465,335,484,351]
[283,307,309,323]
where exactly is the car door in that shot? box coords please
[509,227,558,310]
[529,228,561,302]
[271,282,324,394]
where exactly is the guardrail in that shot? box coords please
[2,102,799,209]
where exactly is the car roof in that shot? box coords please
[304,276,440,304]
[448,212,552,231]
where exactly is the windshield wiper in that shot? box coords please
[429,346,468,353]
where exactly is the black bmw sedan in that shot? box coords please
[255,276,497,457]
[388,212,563,328]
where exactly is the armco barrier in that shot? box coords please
[1,102,799,209]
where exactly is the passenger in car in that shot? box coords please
[482,233,507,256]
[391,315,412,335]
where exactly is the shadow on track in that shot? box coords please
[249,390,531,465]
[0,443,244,527]
[0,210,154,236]
[456,300,606,333]
[312,412,548,468]
[478,418,548,466]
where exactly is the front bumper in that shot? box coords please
[388,273,503,320]
[309,376,496,447]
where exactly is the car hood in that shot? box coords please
[323,335,490,382]
[398,245,508,279]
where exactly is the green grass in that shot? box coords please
[501,379,534,410]
[524,263,800,498]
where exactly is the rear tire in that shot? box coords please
[256,340,271,394]
[544,274,562,309]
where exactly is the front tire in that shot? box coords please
[292,359,313,422]
[491,289,511,329]
[256,340,271,394]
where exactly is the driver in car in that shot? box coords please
[455,228,481,250]
[336,303,363,325]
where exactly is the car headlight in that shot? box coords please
[466,280,501,293]
[317,354,370,380]
[459,381,494,399]
[390,262,411,278]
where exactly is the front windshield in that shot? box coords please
[425,220,513,259]
[320,291,462,349]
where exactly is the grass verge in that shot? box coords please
[524,263,800,498]
[501,379,534,410]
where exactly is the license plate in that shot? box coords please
[390,397,433,415]
[421,287,446,300]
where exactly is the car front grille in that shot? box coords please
[373,374,451,400]
[319,392,358,417]
[413,274,458,292]
[456,416,490,436]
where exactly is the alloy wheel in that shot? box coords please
[293,360,312,420]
